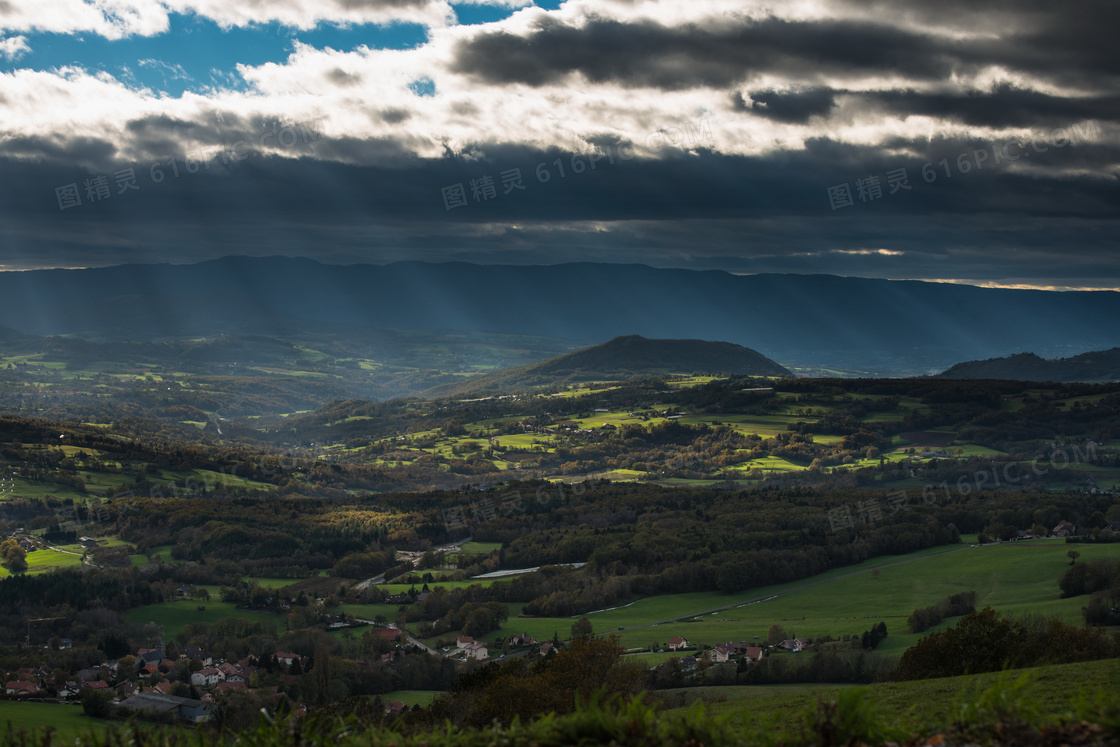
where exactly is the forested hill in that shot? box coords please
[937,348,1120,382]
[423,335,792,397]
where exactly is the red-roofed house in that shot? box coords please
[667,637,689,651]
[5,681,41,697]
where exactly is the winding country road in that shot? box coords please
[354,539,470,590]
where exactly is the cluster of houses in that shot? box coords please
[443,633,557,662]
[12,537,38,552]
[652,636,814,674]
[711,643,765,662]
[505,633,557,658]
[3,643,313,724]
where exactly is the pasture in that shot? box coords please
[706,658,1120,736]
[0,701,140,742]
[0,547,85,578]
[456,541,502,555]
[337,603,406,621]
[473,539,1120,655]
[124,600,283,639]
[384,690,441,707]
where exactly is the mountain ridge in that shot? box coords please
[936,348,1120,382]
[422,334,792,397]
[1,256,1118,374]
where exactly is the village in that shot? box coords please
[2,615,834,727]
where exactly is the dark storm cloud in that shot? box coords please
[0,134,118,168]
[3,0,1118,284]
[0,112,332,172]
[859,87,1120,129]
[740,85,1120,128]
[451,2,1120,110]
[734,88,837,124]
[451,16,955,89]
[1,121,1115,281]
[844,0,1120,82]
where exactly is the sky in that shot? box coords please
[0,0,1116,289]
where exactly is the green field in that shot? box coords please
[0,547,85,578]
[623,651,695,667]
[337,603,406,621]
[130,544,175,567]
[0,701,140,742]
[125,600,284,638]
[475,540,1120,654]
[245,577,308,589]
[27,548,85,571]
[384,690,441,707]
[457,541,502,555]
[706,657,1120,736]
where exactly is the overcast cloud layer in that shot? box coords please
[0,0,1117,288]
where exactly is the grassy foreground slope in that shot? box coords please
[11,659,1119,746]
[0,701,130,743]
[696,657,1120,739]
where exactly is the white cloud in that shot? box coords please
[164,0,456,31]
[0,0,1113,178]
[0,1,169,40]
[0,0,482,39]
[0,35,29,61]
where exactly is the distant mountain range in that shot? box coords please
[424,335,791,397]
[1,256,1119,374]
[937,348,1120,382]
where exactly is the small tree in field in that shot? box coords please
[81,689,113,718]
[570,616,593,639]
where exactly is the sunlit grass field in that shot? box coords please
[462,540,1119,656]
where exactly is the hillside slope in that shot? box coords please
[423,334,792,397]
[937,348,1120,382]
